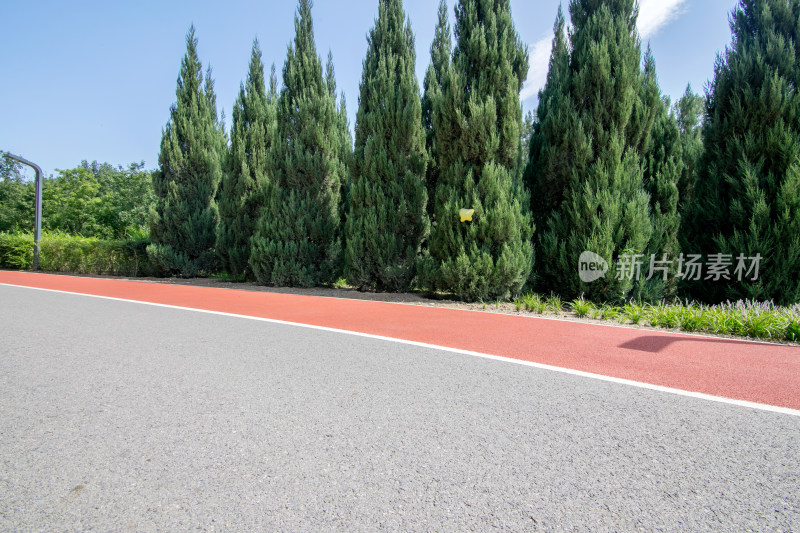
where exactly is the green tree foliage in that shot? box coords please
[1,154,154,238]
[217,41,278,278]
[637,92,683,301]
[423,0,532,301]
[420,0,451,214]
[345,0,429,291]
[45,162,154,239]
[525,6,573,235]
[673,84,705,211]
[0,152,33,233]
[148,25,225,277]
[249,0,346,287]
[324,51,354,236]
[685,0,800,304]
[532,0,659,302]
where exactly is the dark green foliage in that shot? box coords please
[423,0,533,301]
[636,91,683,301]
[516,110,534,182]
[0,152,34,233]
[249,0,346,287]
[673,84,705,210]
[421,0,451,214]
[686,0,800,305]
[148,25,225,277]
[217,41,277,278]
[531,0,659,302]
[525,5,574,235]
[345,0,429,291]
[325,52,355,238]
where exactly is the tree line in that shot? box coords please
[4,0,798,305]
[0,158,154,240]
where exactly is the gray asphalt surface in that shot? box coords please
[1,284,799,532]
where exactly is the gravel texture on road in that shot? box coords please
[1,285,799,531]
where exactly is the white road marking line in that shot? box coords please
[3,281,799,418]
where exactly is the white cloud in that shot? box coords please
[637,0,688,38]
[521,35,553,103]
[520,0,688,104]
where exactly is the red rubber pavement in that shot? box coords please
[2,270,798,410]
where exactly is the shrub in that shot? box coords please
[0,232,160,277]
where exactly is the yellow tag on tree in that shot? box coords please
[459,209,475,222]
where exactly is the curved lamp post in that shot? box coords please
[5,153,43,270]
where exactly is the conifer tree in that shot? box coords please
[673,84,704,211]
[424,0,532,301]
[533,0,658,301]
[686,0,800,304]
[525,5,575,237]
[325,51,355,261]
[217,41,278,278]
[420,0,451,213]
[148,26,225,277]
[249,0,346,287]
[345,0,429,291]
[637,99,683,300]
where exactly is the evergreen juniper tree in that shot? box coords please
[424,0,532,301]
[686,0,800,304]
[673,84,704,212]
[217,41,278,278]
[249,0,346,287]
[525,5,576,243]
[148,25,225,277]
[325,51,354,239]
[636,60,683,300]
[533,0,658,301]
[345,0,429,291]
[421,0,451,214]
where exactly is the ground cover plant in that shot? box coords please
[507,292,800,344]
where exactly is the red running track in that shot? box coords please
[2,270,799,410]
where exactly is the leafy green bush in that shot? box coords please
[0,232,161,277]
[0,232,34,269]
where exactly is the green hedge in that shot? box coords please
[0,232,161,277]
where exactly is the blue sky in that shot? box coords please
[1,0,738,178]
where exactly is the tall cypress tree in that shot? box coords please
[217,41,278,278]
[325,51,355,262]
[345,0,429,291]
[249,0,346,287]
[525,5,577,245]
[673,84,704,212]
[636,53,683,301]
[421,0,451,213]
[149,26,225,277]
[424,0,532,301]
[686,0,800,304]
[533,0,657,301]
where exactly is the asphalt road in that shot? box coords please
[1,285,799,531]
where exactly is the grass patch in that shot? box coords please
[569,296,592,318]
[545,293,564,314]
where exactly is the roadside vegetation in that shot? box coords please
[1,0,799,345]
[507,294,800,344]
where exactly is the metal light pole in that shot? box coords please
[5,153,43,270]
